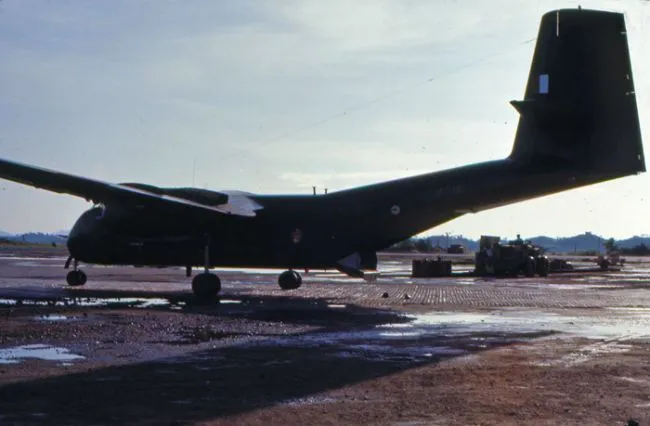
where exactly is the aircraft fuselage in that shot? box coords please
[66,158,618,270]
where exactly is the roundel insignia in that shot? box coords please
[390,205,401,216]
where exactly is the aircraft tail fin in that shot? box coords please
[509,9,645,175]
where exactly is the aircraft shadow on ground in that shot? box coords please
[0,292,553,425]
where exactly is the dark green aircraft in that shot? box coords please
[0,9,645,299]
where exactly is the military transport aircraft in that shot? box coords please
[0,9,645,300]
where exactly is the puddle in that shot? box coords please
[455,279,479,285]
[240,308,650,363]
[33,315,69,321]
[0,297,177,309]
[0,256,68,261]
[242,312,554,362]
[0,296,242,309]
[11,261,55,268]
[205,267,289,275]
[0,344,85,364]
[169,328,245,345]
[404,310,650,340]
[618,376,650,385]
[283,396,338,407]
[336,345,467,361]
[608,307,650,312]
[546,284,619,290]
[73,297,171,308]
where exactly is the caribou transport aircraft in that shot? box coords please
[0,9,645,300]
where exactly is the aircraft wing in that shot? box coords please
[0,157,263,217]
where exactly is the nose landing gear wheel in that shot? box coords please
[278,270,302,290]
[66,270,87,286]
[192,273,221,300]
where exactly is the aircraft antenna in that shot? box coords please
[216,33,538,165]
[231,35,538,152]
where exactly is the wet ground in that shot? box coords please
[0,247,649,425]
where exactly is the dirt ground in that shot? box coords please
[0,247,648,425]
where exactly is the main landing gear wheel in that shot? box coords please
[192,273,221,300]
[66,270,87,287]
[536,256,550,277]
[524,256,536,277]
[278,270,302,290]
[192,234,221,301]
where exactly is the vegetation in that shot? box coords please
[604,238,650,255]
[620,243,650,256]
[387,237,437,253]
[572,250,601,256]
[604,238,618,252]
[0,237,22,246]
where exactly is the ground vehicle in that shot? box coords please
[475,236,550,277]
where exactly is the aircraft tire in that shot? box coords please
[536,256,550,277]
[191,273,221,300]
[66,270,87,286]
[278,270,302,290]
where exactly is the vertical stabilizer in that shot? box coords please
[509,9,645,175]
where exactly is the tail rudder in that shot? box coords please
[509,9,645,175]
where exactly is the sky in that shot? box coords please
[0,0,649,239]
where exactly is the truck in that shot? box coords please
[475,235,550,277]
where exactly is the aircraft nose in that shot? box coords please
[66,221,89,258]
[66,230,83,258]
[66,206,104,259]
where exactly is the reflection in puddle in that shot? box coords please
[327,304,347,309]
[0,296,239,309]
[283,396,338,406]
[74,297,171,307]
[241,311,555,363]
[405,310,650,340]
[0,297,177,309]
[239,308,650,363]
[0,344,85,364]
[33,315,69,321]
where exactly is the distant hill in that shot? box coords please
[0,237,22,246]
[0,232,67,245]
[616,235,650,249]
[2,229,650,253]
[427,235,480,252]
[528,233,606,253]
[527,234,650,253]
[419,233,650,254]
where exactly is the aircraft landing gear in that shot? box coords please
[65,258,87,286]
[278,270,302,290]
[192,234,221,300]
[66,270,87,286]
[192,273,221,300]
